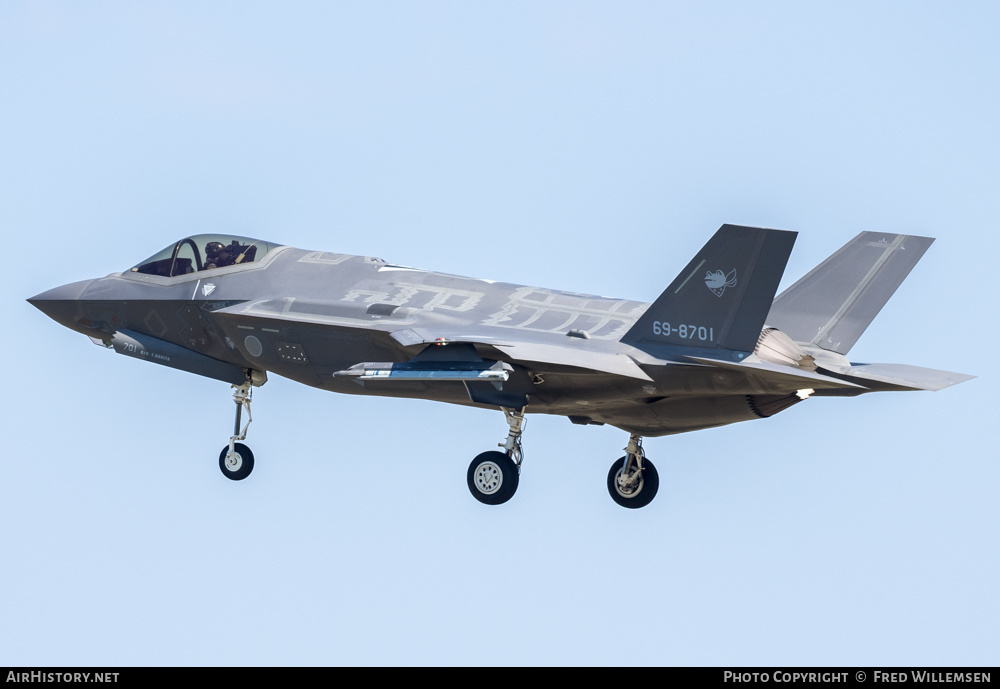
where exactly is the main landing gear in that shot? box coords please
[607,433,659,509]
[467,407,524,505]
[219,379,255,481]
[466,410,659,509]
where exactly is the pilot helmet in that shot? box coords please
[205,241,224,259]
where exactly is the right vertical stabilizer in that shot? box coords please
[766,232,934,354]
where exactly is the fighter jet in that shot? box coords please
[27,225,973,508]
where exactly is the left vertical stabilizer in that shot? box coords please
[622,224,797,353]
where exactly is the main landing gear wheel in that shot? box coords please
[607,455,659,509]
[465,407,526,506]
[220,442,255,481]
[467,451,519,505]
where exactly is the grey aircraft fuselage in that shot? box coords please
[33,242,799,437]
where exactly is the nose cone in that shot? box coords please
[27,279,97,331]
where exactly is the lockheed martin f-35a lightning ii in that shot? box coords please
[28,225,973,508]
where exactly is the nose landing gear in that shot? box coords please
[219,376,258,481]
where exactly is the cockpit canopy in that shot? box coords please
[131,234,281,277]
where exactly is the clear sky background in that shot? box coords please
[2,1,997,666]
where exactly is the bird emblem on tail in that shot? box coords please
[704,269,737,297]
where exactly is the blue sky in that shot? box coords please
[2,1,997,665]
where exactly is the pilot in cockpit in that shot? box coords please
[205,241,240,270]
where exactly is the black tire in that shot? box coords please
[219,443,254,481]
[607,456,658,509]
[467,451,519,505]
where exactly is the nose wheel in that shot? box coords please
[220,442,255,481]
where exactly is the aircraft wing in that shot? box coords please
[390,329,652,380]
[492,343,652,381]
[211,306,654,382]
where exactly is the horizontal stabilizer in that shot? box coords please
[684,355,865,391]
[622,225,797,353]
[819,362,975,391]
[767,232,934,354]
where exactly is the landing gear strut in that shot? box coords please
[219,378,255,481]
[607,433,659,508]
[467,407,525,505]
